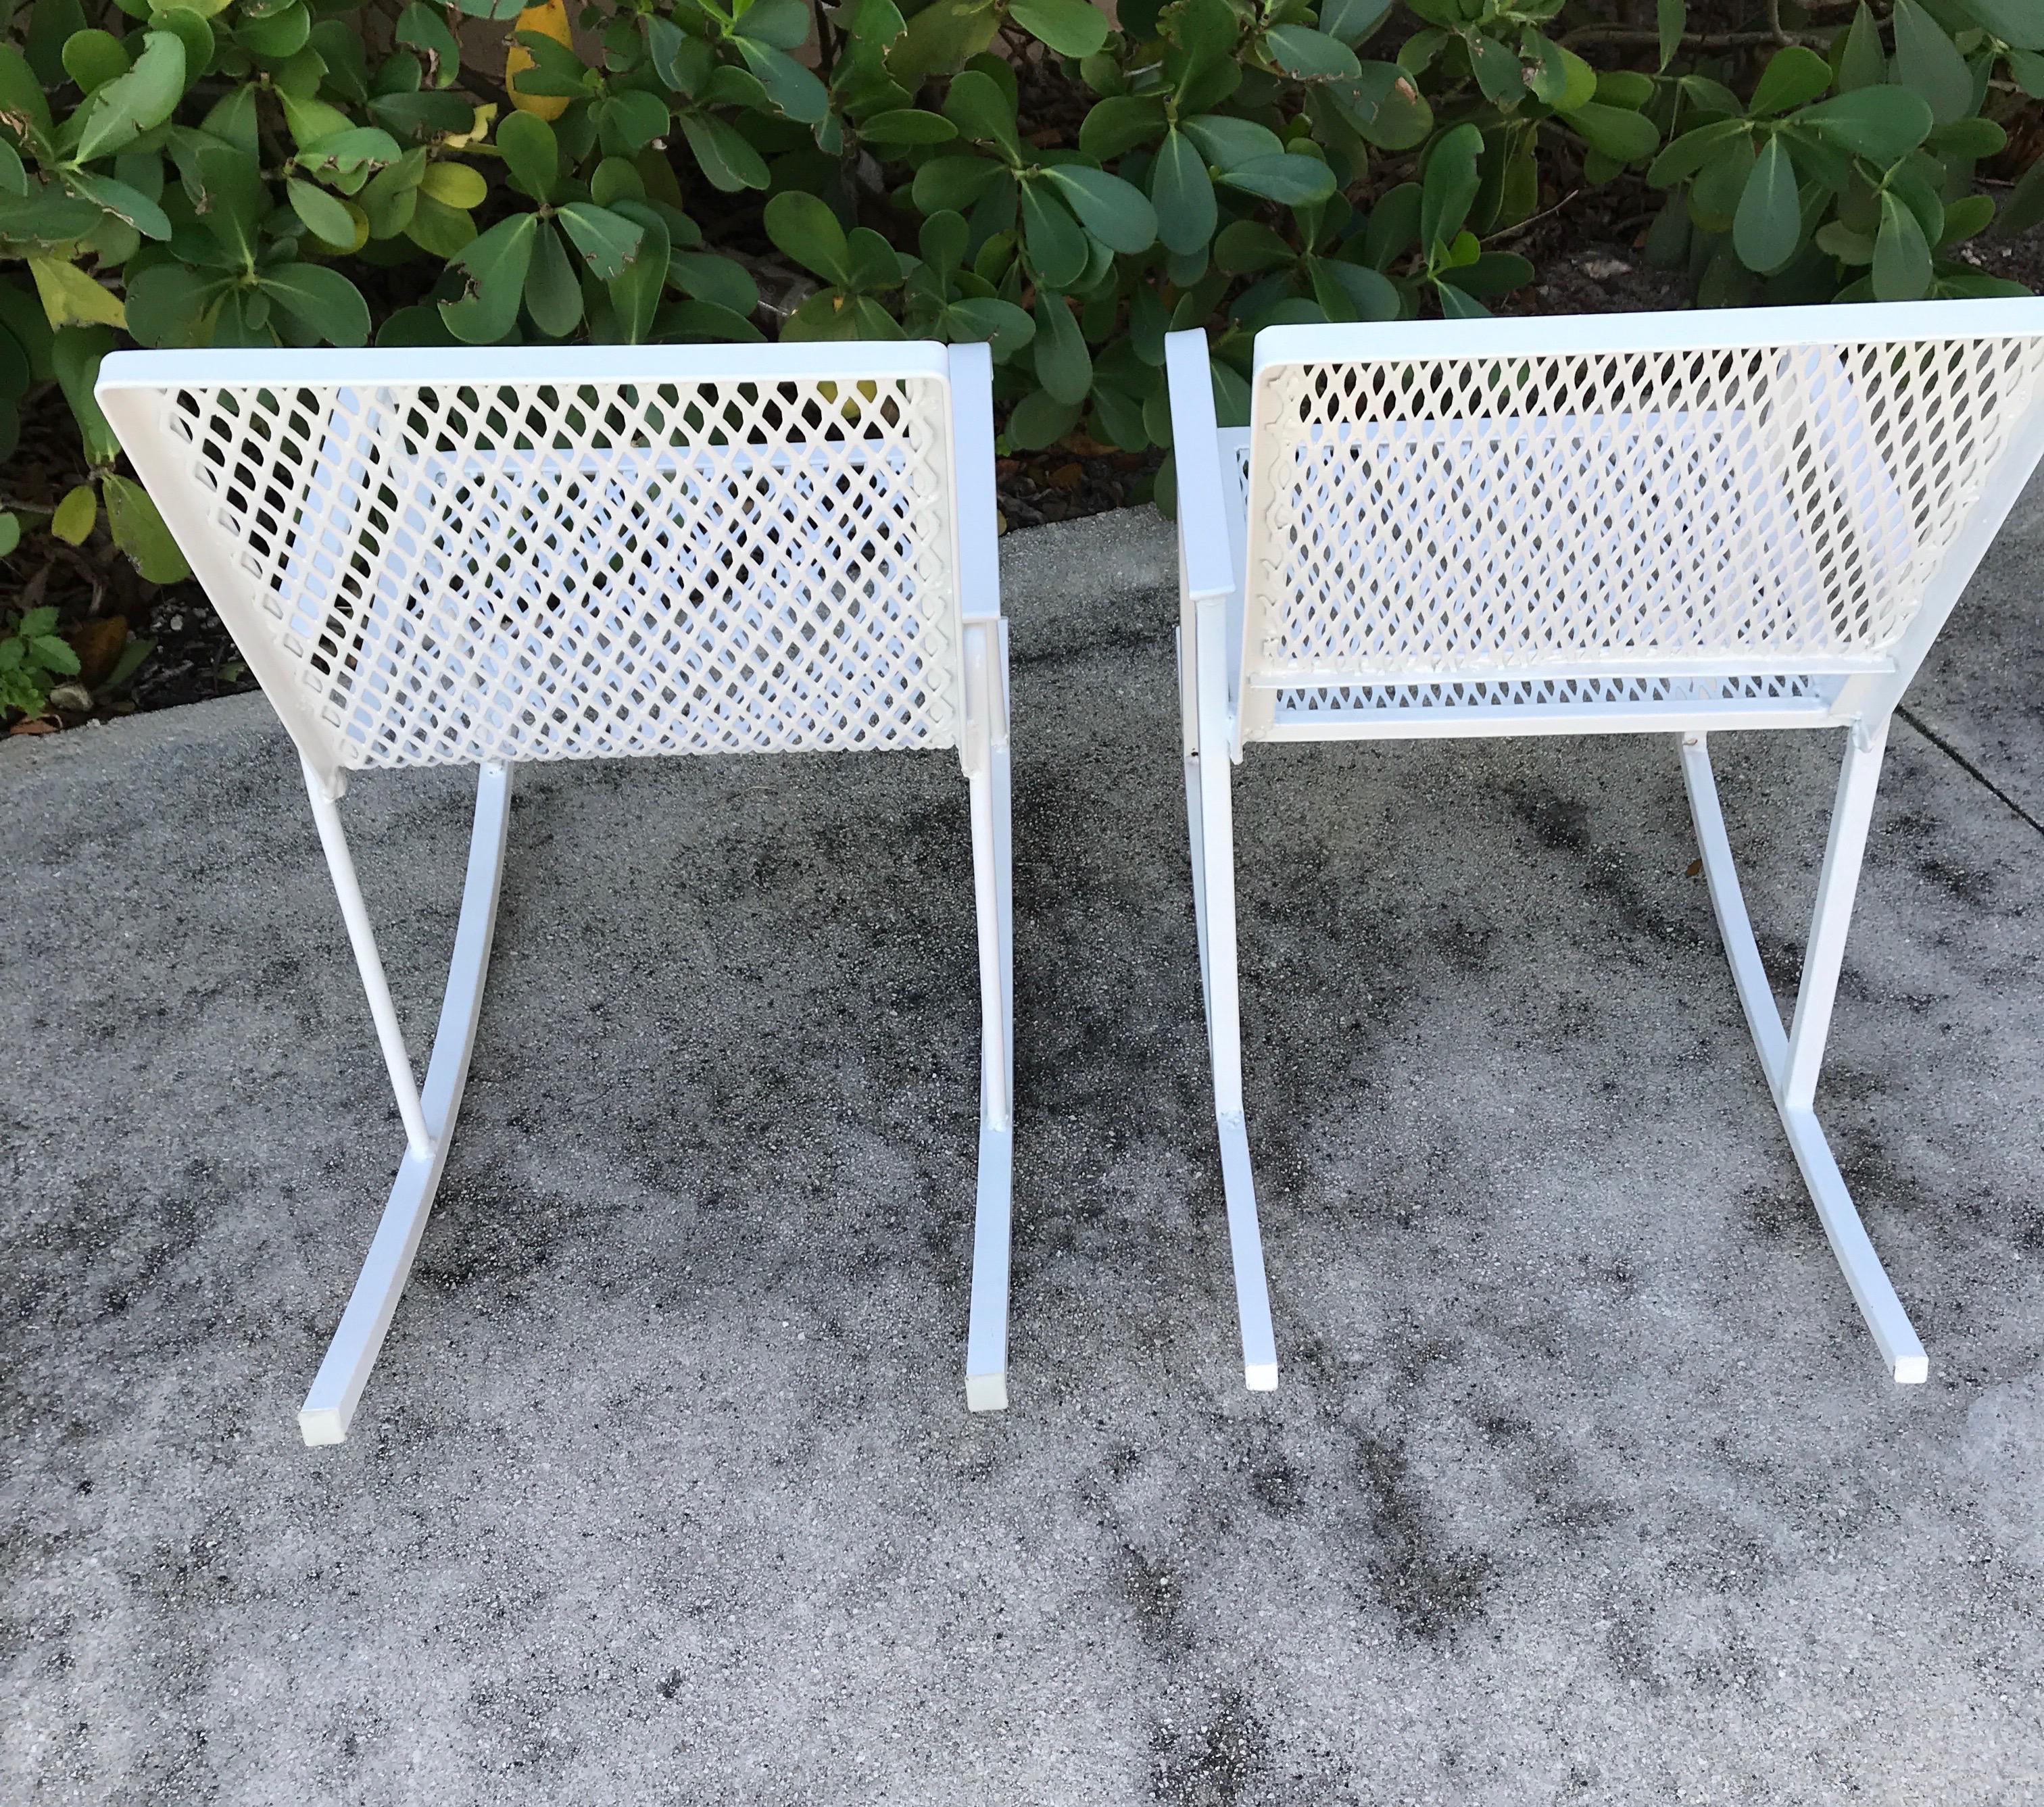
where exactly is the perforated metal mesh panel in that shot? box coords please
[129,370,964,771]
[1244,334,2044,687]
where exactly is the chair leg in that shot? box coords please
[297,760,514,1444]
[963,620,1015,1412]
[1183,610,1278,1393]
[1680,728,1927,1384]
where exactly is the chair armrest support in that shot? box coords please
[1165,330,1239,606]
[948,340,1002,622]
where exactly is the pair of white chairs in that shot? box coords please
[99,298,2044,1442]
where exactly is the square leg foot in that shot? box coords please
[1244,1361,1278,1393]
[966,1371,1008,1412]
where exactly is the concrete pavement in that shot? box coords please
[5,495,2044,1804]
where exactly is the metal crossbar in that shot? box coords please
[1167,300,2044,1392]
[98,341,1015,1441]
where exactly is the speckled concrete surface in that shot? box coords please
[4,503,2044,1806]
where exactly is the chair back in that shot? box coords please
[98,344,975,789]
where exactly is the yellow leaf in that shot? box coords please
[443,103,498,151]
[420,162,488,210]
[51,483,97,546]
[506,1,573,122]
[27,255,126,330]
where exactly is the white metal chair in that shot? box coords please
[1166,301,2044,1392]
[97,342,1015,1441]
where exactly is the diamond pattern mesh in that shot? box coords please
[147,374,964,770]
[1246,335,2044,684]
[1275,672,1831,721]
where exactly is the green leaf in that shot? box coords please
[523,221,583,337]
[285,176,356,248]
[1874,188,1933,299]
[1150,129,1217,257]
[1938,192,1996,247]
[764,191,852,285]
[1215,218,1294,273]
[1216,153,1337,205]
[30,633,80,674]
[122,262,222,346]
[1563,100,1659,163]
[1732,135,1802,272]
[260,263,370,346]
[1263,25,1360,82]
[734,41,829,125]
[1795,88,1934,162]
[731,0,812,51]
[102,473,189,583]
[1835,3,1886,91]
[1180,114,1284,169]
[0,44,53,141]
[943,295,1033,357]
[1032,293,1092,405]
[495,110,558,201]
[75,30,186,164]
[1319,0,1391,49]
[1953,0,2043,51]
[1007,0,1109,58]
[237,1,311,59]
[912,154,1005,214]
[1817,219,1876,263]
[64,172,171,240]
[944,68,1022,161]
[1467,32,1526,108]
[439,211,538,343]
[1039,165,1158,254]
[62,28,130,93]
[1522,32,1597,112]
[860,108,957,146]
[606,202,669,345]
[890,0,1000,89]
[671,250,758,315]
[556,201,645,281]
[1019,180,1088,287]
[1419,122,1482,251]
[1307,256,1399,321]
[1436,278,1488,320]
[676,113,770,191]
[1006,387,1080,451]
[1656,0,1684,72]
[51,484,97,547]
[2001,156,2044,237]
[1892,0,1976,125]
[1749,45,1832,116]
[0,513,16,558]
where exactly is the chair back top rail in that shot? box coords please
[1238,299,2044,738]
[97,343,977,791]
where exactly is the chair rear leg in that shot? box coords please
[1186,603,1278,1392]
[1680,728,1926,1383]
[299,759,514,1444]
[963,622,1015,1412]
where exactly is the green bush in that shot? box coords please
[0,0,2039,706]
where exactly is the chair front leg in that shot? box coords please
[1186,593,1277,1392]
[1680,726,1926,1383]
[962,619,1015,1412]
[298,759,514,1444]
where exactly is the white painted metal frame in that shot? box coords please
[1166,301,2044,1391]
[98,341,1015,1439]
